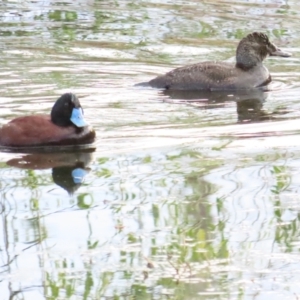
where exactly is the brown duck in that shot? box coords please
[147,32,291,90]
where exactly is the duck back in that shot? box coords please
[0,115,95,147]
[149,61,270,90]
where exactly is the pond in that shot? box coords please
[1,0,300,299]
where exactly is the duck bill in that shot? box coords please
[72,167,88,184]
[270,47,291,57]
[70,107,88,127]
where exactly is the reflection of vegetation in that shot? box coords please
[77,193,94,209]
[83,271,94,300]
[270,165,297,253]
[97,157,110,164]
[5,145,300,298]
[271,165,290,194]
[44,148,224,298]
[189,21,215,38]
[47,271,76,299]
[228,28,289,40]
[107,101,123,109]
[159,165,229,273]
[95,157,113,178]
[0,0,297,299]
[48,11,78,22]
[274,212,300,253]
[96,167,113,178]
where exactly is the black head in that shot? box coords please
[51,93,88,128]
[236,32,291,69]
[52,164,87,195]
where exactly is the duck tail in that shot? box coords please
[134,81,151,88]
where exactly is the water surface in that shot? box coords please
[1,0,300,299]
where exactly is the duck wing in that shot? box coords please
[149,61,240,90]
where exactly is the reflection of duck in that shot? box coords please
[6,150,94,195]
[144,32,290,90]
[52,165,89,195]
[0,93,95,150]
[162,89,289,123]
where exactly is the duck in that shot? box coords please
[146,32,291,90]
[0,93,96,148]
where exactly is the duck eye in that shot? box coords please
[64,102,72,109]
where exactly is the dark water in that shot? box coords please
[1,1,300,299]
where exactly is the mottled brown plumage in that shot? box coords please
[148,32,290,90]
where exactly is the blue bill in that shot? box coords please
[70,107,88,127]
[72,168,88,184]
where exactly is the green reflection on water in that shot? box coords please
[48,11,78,22]
[271,165,290,194]
[0,0,299,299]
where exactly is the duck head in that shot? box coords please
[51,93,88,128]
[236,32,291,70]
